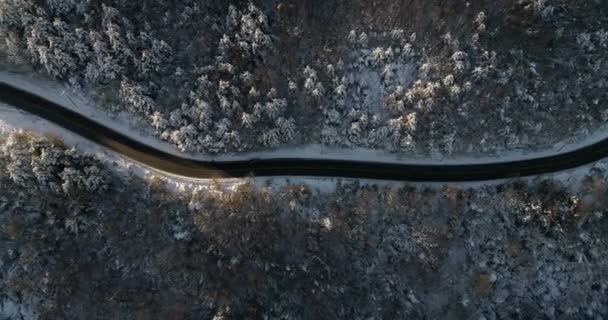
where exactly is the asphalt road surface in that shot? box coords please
[1,81,607,182]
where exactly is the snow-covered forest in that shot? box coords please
[0,131,109,194]
[2,1,608,319]
[1,131,608,319]
[1,0,607,157]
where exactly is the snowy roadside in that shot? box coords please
[0,99,603,195]
[0,102,243,192]
[0,103,404,192]
[0,102,363,193]
[3,70,608,165]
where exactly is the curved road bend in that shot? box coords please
[1,81,608,182]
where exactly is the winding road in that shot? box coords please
[1,81,607,181]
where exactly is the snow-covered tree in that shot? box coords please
[264,98,287,120]
[275,117,296,142]
[335,84,347,98]
[0,132,109,194]
[171,124,198,152]
[451,51,468,74]
[349,121,363,144]
[150,111,167,133]
[312,82,325,99]
[119,79,156,114]
[241,112,256,129]
[321,126,341,145]
[358,32,369,47]
[261,129,280,147]
[347,30,357,44]
[47,0,91,15]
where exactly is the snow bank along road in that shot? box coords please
[2,81,608,182]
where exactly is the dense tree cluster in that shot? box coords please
[0,131,109,195]
[1,133,608,319]
[1,0,295,153]
[1,0,607,157]
[287,2,608,157]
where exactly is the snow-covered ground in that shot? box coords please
[0,70,605,194]
[0,102,238,191]
[0,298,37,320]
[0,98,602,195]
[3,71,608,165]
[0,101,359,193]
